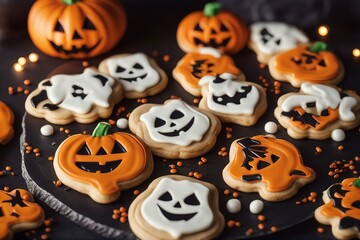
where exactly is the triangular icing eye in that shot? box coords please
[275,39,281,45]
[133,63,144,69]
[112,141,127,154]
[184,193,200,206]
[159,191,172,201]
[54,20,65,32]
[220,23,229,32]
[211,28,217,34]
[154,117,166,128]
[291,58,302,65]
[116,65,126,73]
[170,110,184,119]
[0,207,3,217]
[271,154,279,163]
[318,59,327,67]
[82,17,96,30]
[77,143,91,155]
[257,160,271,170]
[96,147,107,155]
[11,211,20,218]
[194,23,203,32]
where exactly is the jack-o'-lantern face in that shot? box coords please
[140,100,210,146]
[0,189,44,240]
[0,101,14,145]
[141,177,213,239]
[228,135,314,191]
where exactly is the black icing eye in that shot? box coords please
[0,207,4,217]
[154,117,166,128]
[194,23,203,32]
[82,17,96,30]
[77,143,91,155]
[133,63,144,69]
[159,191,172,201]
[170,110,184,119]
[210,28,217,34]
[220,23,229,32]
[184,193,200,206]
[116,65,126,73]
[54,20,65,32]
[111,141,127,154]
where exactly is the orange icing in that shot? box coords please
[0,101,14,144]
[290,107,339,130]
[274,45,340,82]
[228,135,314,192]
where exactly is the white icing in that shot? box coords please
[199,73,259,114]
[226,199,241,214]
[107,53,160,92]
[250,22,308,55]
[198,47,221,58]
[264,121,278,134]
[249,199,264,214]
[47,68,114,114]
[141,178,213,239]
[331,129,345,142]
[116,118,128,129]
[339,97,357,121]
[140,100,210,146]
[40,125,54,136]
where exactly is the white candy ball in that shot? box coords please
[264,121,278,134]
[116,118,128,129]
[331,129,345,142]
[226,199,241,214]
[249,200,264,214]
[40,125,54,136]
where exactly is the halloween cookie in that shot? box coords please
[315,178,360,240]
[274,83,360,139]
[198,73,267,126]
[173,47,243,96]
[268,42,344,87]
[128,175,224,240]
[0,101,14,145]
[129,99,221,159]
[222,135,315,201]
[53,122,153,204]
[25,68,123,125]
[177,2,249,55]
[248,22,308,64]
[0,188,45,240]
[98,53,168,99]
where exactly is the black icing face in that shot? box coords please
[260,27,281,46]
[154,110,195,137]
[212,85,252,105]
[114,62,148,82]
[291,53,327,71]
[191,59,215,79]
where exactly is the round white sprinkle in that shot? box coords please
[331,129,345,142]
[264,121,278,134]
[40,125,54,136]
[116,118,128,129]
[226,199,241,214]
[249,200,264,214]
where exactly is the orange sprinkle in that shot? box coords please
[113,209,120,215]
[270,226,278,232]
[195,173,203,179]
[5,166,12,171]
[33,148,40,153]
[338,145,344,151]
[177,161,183,167]
[54,180,62,187]
[221,152,228,157]
[8,86,14,95]
[198,161,203,166]
[24,79,31,85]
[232,192,240,198]
[235,221,241,227]
[59,127,64,131]
[24,89,30,95]
[48,156,54,161]
[258,223,265,230]
[296,201,301,205]
[246,228,254,236]
[258,215,266,221]
[193,98,200,104]
[315,146,322,153]
[200,157,207,163]
[45,227,52,233]
[317,227,325,233]
[188,172,194,177]
[274,81,281,87]
[120,217,127,223]
[169,164,176,169]
[221,147,226,151]
[64,129,70,134]
[82,61,89,67]
[259,63,267,69]
[3,186,10,192]
[119,207,126,212]
[333,173,339,179]
[226,133,232,139]
[44,219,52,226]
[0,171,4,176]
[108,119,116,125]
[310,192,317,197]
[121,212,128,217]
[35,153,41,157]
[170,168,177,174]
[227,220,236,228]
[328,171,335,176]
[17,86,23,93]
[224,189,230,195]
[112,214,120,219]
[163,54,171,62]
[274,89,281,95]
[133,190,140,196]
[41,234,48,240]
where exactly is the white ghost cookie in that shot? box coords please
[128,175,224,240]
[98,53,168,99]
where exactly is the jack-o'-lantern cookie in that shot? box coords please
[222,135,315,201]
[0,188,45,240]
[198,73,267,126]
[248,22,308,64]
[268,42,344,87]
[173,47,243,96]
[0,101,14,145]
[98,53,168,99]
[53,122,153,204]
[128,175,224,240]
[274,83,360,139]
[129,99,221,159]
[315,178,360,240]
[25,68,123,125]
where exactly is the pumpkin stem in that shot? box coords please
[62,0,80,5]
[204,2,221,17]
[354,178,360,188]
[92,122,111,137]
[308,41,328,53]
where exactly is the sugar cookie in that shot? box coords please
[0,101,14,145]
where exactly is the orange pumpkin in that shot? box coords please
[28,0,127,59]
[177,2,249,54]
[54,122,151,203]
[0,101,14,145]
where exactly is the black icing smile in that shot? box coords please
[213,86,253,105]
[49,39,101,55]
[75,160,122,173]
[157,204,197,221]
[158,117,195,137]
[194,37,231,48]
[119,73,148,82]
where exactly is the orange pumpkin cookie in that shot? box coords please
[53,122,153,204]
[268,42,344,87]
[128,175,224,240]
[0,188,45,240]
[274,83,360,139]
[222,135,315,202]
[315,178,360,240]
[25,68,123,125]
[177,2,249,55]
[173,47,244,96]
[28,0,126,59]
[0,101,14,145]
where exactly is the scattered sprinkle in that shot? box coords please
[331,129,345,142]
[116,118,128,129]
[226,199,241,214]
[40,125,54,136]
[264,121,278,134]
[249,199,264,214]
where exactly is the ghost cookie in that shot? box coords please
[173,47,244,96]
[198,73,267,126]
[25,68,123,125]
[128,175,224,240]
[274,83,360,139]
[222,135,315,201]
[315,178,360,240]
[98,53,168,99]
[0,101,14,145]
[53,122,153,204]
[0,188,45,240]
[129,99,221,159]
[268,41,344,87]
[248,22,308,64]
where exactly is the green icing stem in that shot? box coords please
[354,178,360,189]
[308,41,328,53]
[62,0,80,5]
[92,122,111,137]
[204,2,221,17]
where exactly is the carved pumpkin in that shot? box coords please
[177,2,249,54]
[0,189,44,240]
[54,122,151,203]
[0,101,14,145]
[28,0,127,59]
